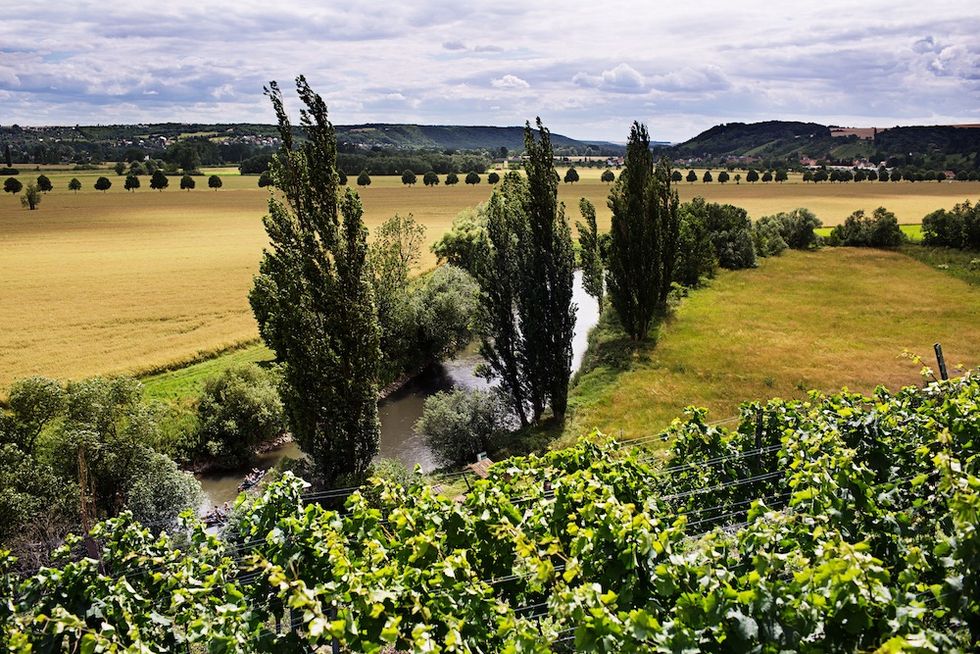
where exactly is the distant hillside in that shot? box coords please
[335,124,624,154]
[662,120,980,170]
[0,122,624,163]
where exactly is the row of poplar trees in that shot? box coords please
[249,76,673,485]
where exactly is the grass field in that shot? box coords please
[563,247,980,446]
[1,163,978,390]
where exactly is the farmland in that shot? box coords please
[564,247,980,446]
[1,164,978,390]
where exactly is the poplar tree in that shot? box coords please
[477,119,575,424]
[249,76,381,486]
[576,198,604,312]
[606,122,679,341]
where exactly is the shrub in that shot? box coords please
[829,207,905,248]
[415,389,511,468]
[431,205,488,275]
[674,204,717,286]
[415,265,479,360]
[195,364,286,468]
[239,153,273,174]
[921,201,980,250]
[752,215,788,257]
[682,198,755,269]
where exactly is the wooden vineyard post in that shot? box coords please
[934,342,949,381]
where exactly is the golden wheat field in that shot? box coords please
[1,164,978,389]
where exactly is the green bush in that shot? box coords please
[195,364,285,468]
[752,215,788,257]
[415,265,479,360]
[415,389,511,468]
[922,200,980,249]
[685,198,756,269]
[829,207,905,247]
[674,205,717,286]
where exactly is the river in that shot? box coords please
[198,272,600,509]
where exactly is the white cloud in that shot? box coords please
[491,74,530,89]
[0,0,977,141]
[573,63,645,93]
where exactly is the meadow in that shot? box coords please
[564,247,980,445]
[1,163,978,390]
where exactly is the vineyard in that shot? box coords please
[2,371,979,652]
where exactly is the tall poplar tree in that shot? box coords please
[249,77,381,485]
[477,119,575,424]
[576,198,604,313]
[606,122,680,341]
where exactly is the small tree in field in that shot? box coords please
[761,171,773,182]
[208,174,223,190]
[338,170,348,185]
[151,170,169,190]
[114,162,126,176]
[401,169,416,186]
[257,171,272,187]
[423,171,439,186]
[601,169,615,183]
[702,170,713,183]
[686,170,697,183]
[735,173,741,184]
[563,167,579,184]
[487,171,500,184]
[671,170,682,183]
[124,174,140,192]
[445,172,459,186]
[746,169,759,183]
[20,183,41,210]
[465,171,480,185]
[775,170,788,182]
[180,174,195,191]
[68,177,81,193]
[94,176,112,192]
[357,170,371,186]
[4,177,23,195]
[718,171,730,184]
[36,174,52,193]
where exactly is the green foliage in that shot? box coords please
[606,123,680,341]
[400,169,417,186]
[35,174,52,192]
[602,169,616,183]
[6,373,980,651]
[674,203,717,286]
[124,173,140,191]
[194,364,285,469]
[702,169,713,183]
[431,205,488,275]
[4,176,23,194]
[465,171,480,185]
[249,77,381,486]
[416,389,511,468]
[19,182,41,210]
[445,171,459,185]
[113,161,126,175]
[829,207,906,247]
[414,265,480,361]
[682,197,756,270]
[487,171,500,184]
[422,170,439,186]
[686,169,697,183]
[256,170,272,188]
[180,174,195,190]
[67,177,81,192]
[563,167,579,183]
[150,169,169,190]
[93,176,111,192]
[746,169,759,183]
[753,208,822,258]
[3,377,64,454]
[922,200,980,250]
[717,170,730,183]
[477,119,576,424]
[357,169,371,186]
[208,174,223,190]
[576,198,604,311]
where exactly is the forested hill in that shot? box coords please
[0,122,625,161]
[662,120,980,169]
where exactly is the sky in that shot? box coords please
[1,1,978,142]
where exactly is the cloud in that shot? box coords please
[491,74,529,89]
[0,0,978,141]
[572,64,645,93]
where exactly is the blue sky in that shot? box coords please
[1,0,978,142]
